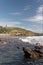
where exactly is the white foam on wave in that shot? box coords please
[19,36,43,45]
[3,41,7,44]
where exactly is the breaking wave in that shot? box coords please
[19,36,43,45]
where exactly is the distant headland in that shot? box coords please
[0,26,43,37]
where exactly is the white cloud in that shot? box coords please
[9,12,21,15]
[25,15,43,23]
[37,5,43,14]
[23,5,43,23]
[0,19,21,27]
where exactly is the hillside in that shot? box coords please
[0,27,43,36]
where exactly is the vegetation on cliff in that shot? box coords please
[0,27,43,36]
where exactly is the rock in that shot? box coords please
[23,47,43,59]
[36,43,40,46]
[8,40,14,44]
[35,45,43,49]
[17,46,20,49]
[34,45,43,53]
[0,39,3,45]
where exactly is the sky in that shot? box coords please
[0,0,43,33]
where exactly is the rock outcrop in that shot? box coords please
[34,45,43,53]
[23,46,43,59]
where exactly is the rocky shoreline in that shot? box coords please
[23,46,43,59]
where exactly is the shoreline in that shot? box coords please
[0,33,43,38]
[0,34,10,38]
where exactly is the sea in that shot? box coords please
[0,36,43,65]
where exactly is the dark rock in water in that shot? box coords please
[23,47,31,58]
[17,46,20,49]
[34,45,43,53]
[35,45,43,49]
[23,47,43,59]
[0,39,3,45]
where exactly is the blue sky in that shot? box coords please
[0,0,43,33]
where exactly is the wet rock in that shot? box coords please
[0,39,3,45]
[34,45,43,53]
[23,47,43,59]
[17,46,20,49]
[8,40,14,44]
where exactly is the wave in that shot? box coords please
[19,36,43,46]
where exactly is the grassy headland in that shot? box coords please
[0,27,43,36]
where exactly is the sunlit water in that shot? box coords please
[0,36,43,65]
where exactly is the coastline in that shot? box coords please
[0,33,43,38]
[0,34,10,38]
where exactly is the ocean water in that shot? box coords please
[0,36,43,65]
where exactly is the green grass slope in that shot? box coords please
[0,27,42,36]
